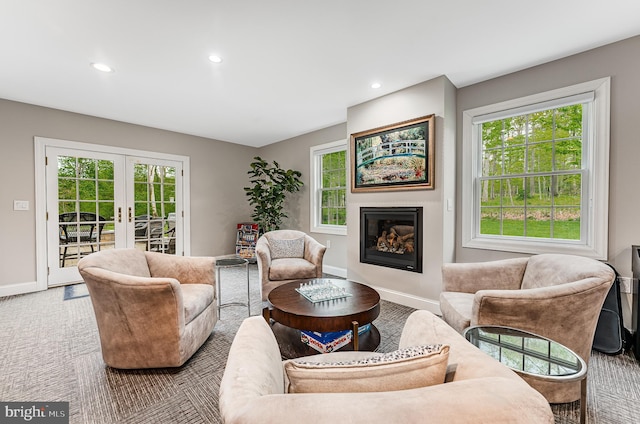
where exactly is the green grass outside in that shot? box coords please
[480,218,580,240]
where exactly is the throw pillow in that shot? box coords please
[269,237,305,259]
[284,344,449,394]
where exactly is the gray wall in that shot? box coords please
[0,99,255,289]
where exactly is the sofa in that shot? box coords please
[218,310,554,423]
[439,253,614,403]
[78,248,218,369]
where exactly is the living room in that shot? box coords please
[2,2,640,423]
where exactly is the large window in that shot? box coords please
[310,140,347,235]
[462,78,610,259]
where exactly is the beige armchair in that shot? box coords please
[439,253,614,403]
[256,230,326,301]
[219,310,553,423]
[78,248,217,369]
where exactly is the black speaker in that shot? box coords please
[631,245,640,360]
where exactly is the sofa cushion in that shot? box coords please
[284,344,449,394]
[268,258,316,281]
[269,237,305,259]
[439,292,474,333]
[181,283,215,324]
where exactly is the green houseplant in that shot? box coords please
[244,156,303,233]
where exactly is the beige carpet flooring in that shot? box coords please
[1,264,639,423]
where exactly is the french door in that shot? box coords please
[41,140,186,287]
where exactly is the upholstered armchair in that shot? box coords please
[256,230,326,301]
[78,248,217,369]
[439,253,615,404]
[218,310,554,423]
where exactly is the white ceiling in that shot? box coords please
[2,1,640,147]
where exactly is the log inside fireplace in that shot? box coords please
[360,207,423,273]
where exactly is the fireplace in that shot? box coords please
[360,207,423,273]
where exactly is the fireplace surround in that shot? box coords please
[360,207,423,273]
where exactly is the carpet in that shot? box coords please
[1,264,638,423]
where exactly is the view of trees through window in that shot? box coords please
[58,156,116,228]
[133,163,176,219]
[479,104,583,240]
[320,150,346,226]
[57,157,176,232]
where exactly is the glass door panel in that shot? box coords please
[128,158,181,255]
[47,148,125,286]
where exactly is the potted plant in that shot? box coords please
[244,156,303,233]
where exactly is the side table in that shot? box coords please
[463,325,587,424]
[215,256,250,317]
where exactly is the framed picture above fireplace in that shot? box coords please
[351,114,435,192]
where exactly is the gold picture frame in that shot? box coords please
[351,114,435,192]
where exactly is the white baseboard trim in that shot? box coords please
[0,281,42,298]
[323,265,347,278]
[370,285,442,315]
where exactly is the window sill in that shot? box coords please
[311,225,347,236]
[462,236,606,260]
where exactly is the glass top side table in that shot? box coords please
[215,256,250,317]
[464,325,587,423]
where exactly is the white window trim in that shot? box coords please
[310,139,348,235]
[461,77,610,259]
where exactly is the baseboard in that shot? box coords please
[0,281,42,298]
[323,265,347,278]
[369,284,441,315]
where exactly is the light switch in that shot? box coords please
[13,200,29,211]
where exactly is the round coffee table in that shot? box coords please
[265,278,381,359]
[464,325,587,423]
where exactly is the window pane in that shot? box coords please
[477,103,585,243]
[503,145,525,175]
[502,208,525,237]
[316,148,347,228]
[526,208,551,238]
[528,142,553,173]
[480,207,501,235]
[78,180,96,200]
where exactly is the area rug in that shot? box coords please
[62,283,90,300]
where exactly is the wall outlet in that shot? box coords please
[326,239,331,249]
[619,277,632,294]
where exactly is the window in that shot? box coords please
[310,140,347,235]
[462,78,610,259]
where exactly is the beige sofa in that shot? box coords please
[256,229,326,301]
[439,253,614,403]
[78,248,217,369]
[219,310,553,423]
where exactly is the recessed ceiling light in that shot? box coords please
[371,82,382,89]
[91,62,114,73]
[208,55,223,63]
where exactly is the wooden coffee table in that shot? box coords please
[264,278,381,359]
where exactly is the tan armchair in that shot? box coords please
[219,311,553,423]
[78,248,217,369]
[439,253,614,403]
[256,230,326,301]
